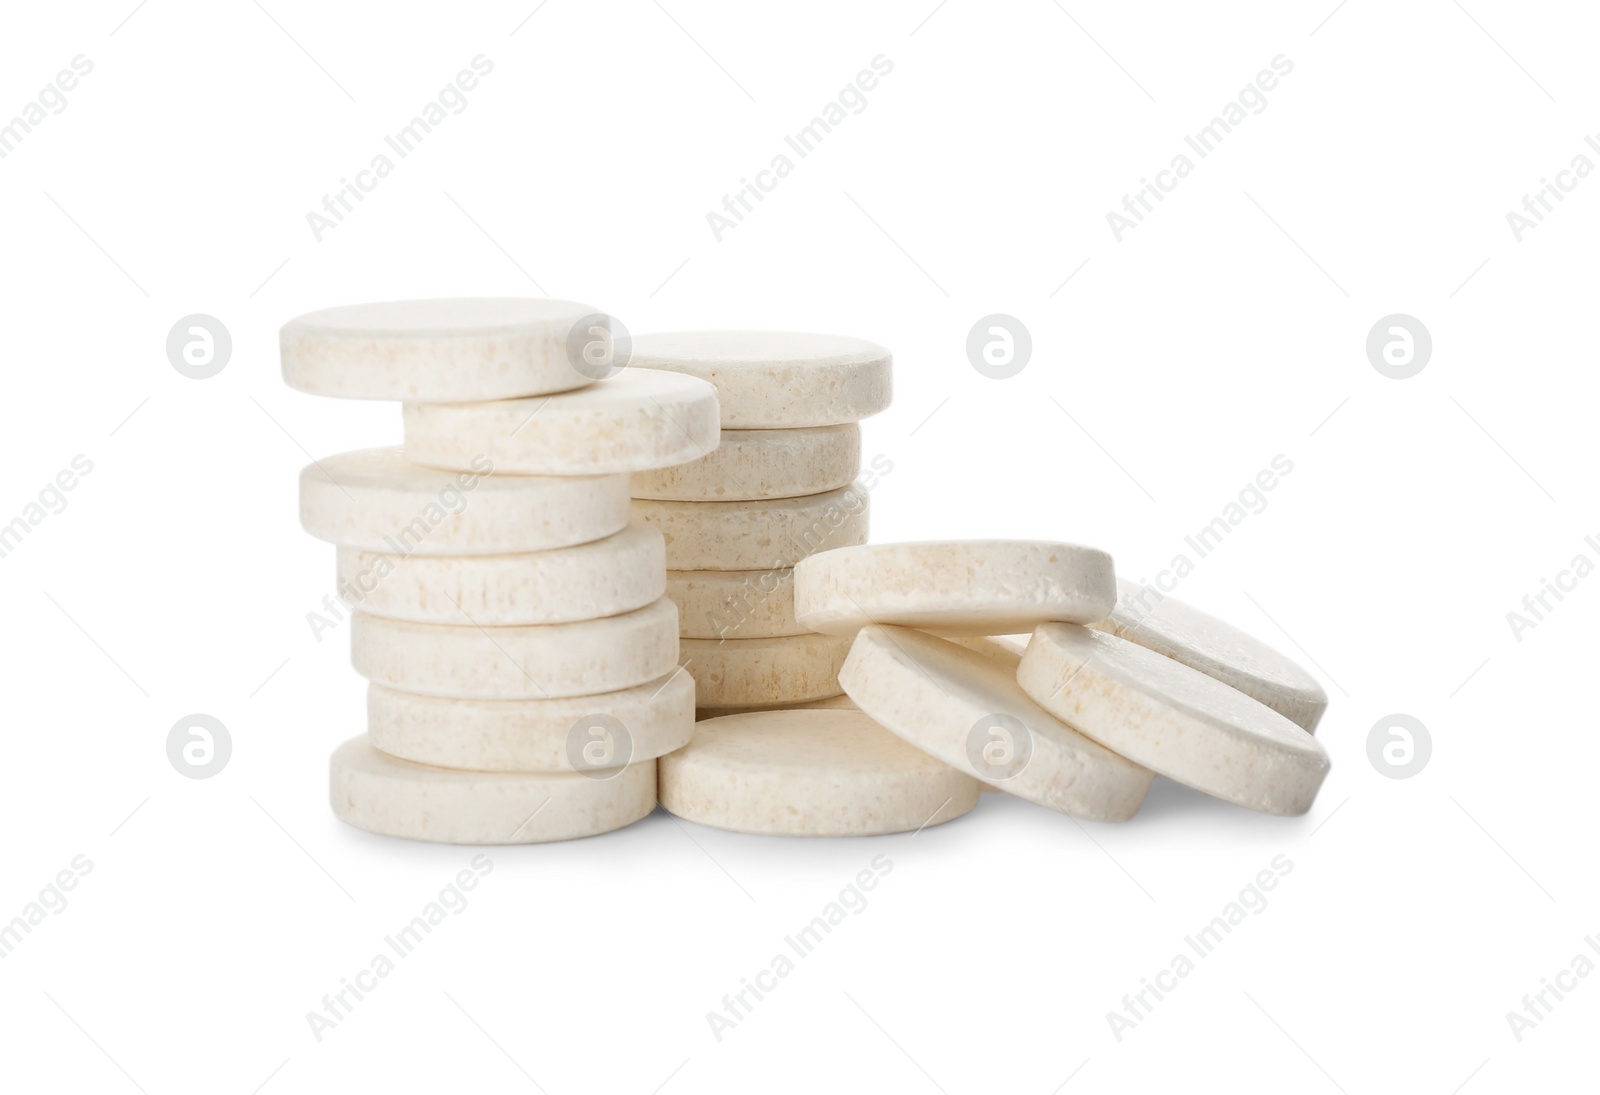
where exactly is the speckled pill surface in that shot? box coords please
[631,424,860,501]
[366,669,695,772]
[281,297,600,402]
[629,330,891,428]
[795,540,1116,636]
[659,710,977,836]
[331,735,657,844]
[633,487,869,571]
[840,625,1153,821]
[1093,579,1328,733]
[679,633,852,708]
[402,368,721,476]
[945,635,1031,792]
[336,521,664,626]
[300,447,629,555]
[1019,623,1330,816]
[666,567,803,639]
[350,597,679,700]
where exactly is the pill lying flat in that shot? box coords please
[667,568,804,639]
[839,625,1153,821]
[402,368,721,476]
[678,633,852,708]
[659,710,977,836]
[300,447,629,555]
[1093,580,1328,733]
[795,540,1116,636]
[631,424,861,501]
[331,736,656,844]
[336,521,665,626]
[366,668,695,772]
[630,331,891,428]
[632,487,869,571]
[351,597,679,700]
[1018,623,1330,816]
[281,298,600,402]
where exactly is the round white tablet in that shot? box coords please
[679,633,852,708]
[1094,580,1328,732]
[839,625,1153,821]
[402,369,721,476]
[659,710,978,836]
[794,540,1115,636]
[300,447,629,555]
[631,424,861,501]
[336,521,665,626]
[1018,624,1330,816]
[331,736,656,844]
[366,669,695,772]
[350,597,679,700]
[632,487,869,571]
[281,298,600,402]
[630,331,891,428]
[667,568,803,639]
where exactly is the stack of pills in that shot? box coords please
[627,332,891,716]
[660,540,1331,836]
[282,302,1333,845]
[282,298,720,844]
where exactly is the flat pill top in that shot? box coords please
[1097,579,1327,730]
[301,446,507,492]
[680,709,956,777]
[281,297,605,401]
[629,330,892,427]
[631,330,888,369]
[795,539,1116,636]
[283,297,595,338]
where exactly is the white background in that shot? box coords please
[0,1,1593,1091]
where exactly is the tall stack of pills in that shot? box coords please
[626,332,891,715]
[284,303,1334,846]
[282,299,720,844]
